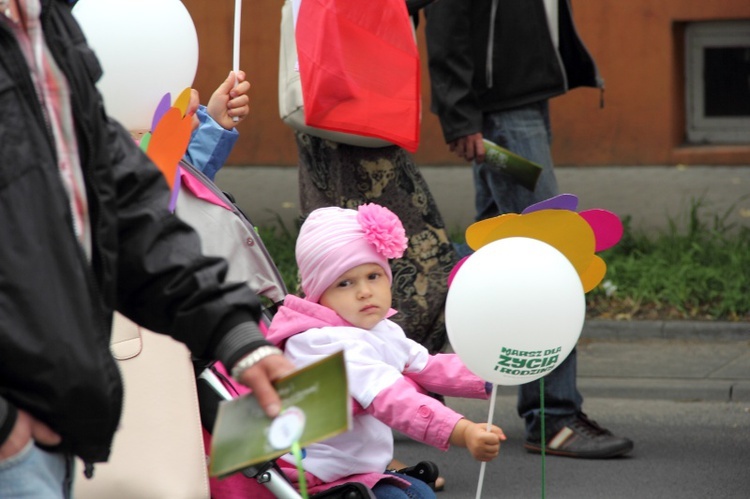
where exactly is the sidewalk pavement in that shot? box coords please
[216,165,750,237]
[569,319,750,403]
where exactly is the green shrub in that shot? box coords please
[588,199,750,321]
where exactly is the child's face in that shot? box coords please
[319,263,392,330]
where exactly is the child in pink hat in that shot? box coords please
[266,204,505,499]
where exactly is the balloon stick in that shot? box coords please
[475,383,497,499]
[232,0,242,122]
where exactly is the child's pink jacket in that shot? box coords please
[265,295,490,493]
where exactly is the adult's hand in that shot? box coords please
[206,70,251,130]
[449,132,486,163]
[0,409,61,461]
[237,354,296,418]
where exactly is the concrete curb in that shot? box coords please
[578,320,750,402]
[576,378,750,403]
[581,319,750,341]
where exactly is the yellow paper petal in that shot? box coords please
[465,214,519,250]
[470,210,595,270]
[580,254,607,293]
[173,87,193,117]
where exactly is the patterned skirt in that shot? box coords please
[295,132,459,353]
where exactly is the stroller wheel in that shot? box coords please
[397,460,440,485]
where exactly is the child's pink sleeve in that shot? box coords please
[366,377,464,450]
[405,353,490,399]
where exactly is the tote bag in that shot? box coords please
[279,0,420,150]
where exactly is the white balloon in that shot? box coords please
[73,0,199,132]
[446,237,586,386]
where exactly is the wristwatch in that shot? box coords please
[231,345,284,381]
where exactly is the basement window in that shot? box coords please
[685,21,750,144]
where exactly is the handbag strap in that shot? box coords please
[110,312,143,361]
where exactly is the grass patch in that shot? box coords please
[587,199,750,321]
[254,200,750,322]
[255,213,300,295]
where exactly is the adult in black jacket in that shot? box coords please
[0,0,293,495]
[425,0,633,459]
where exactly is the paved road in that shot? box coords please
[394,393,750,499]
[393,325,750,499]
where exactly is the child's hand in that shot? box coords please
[450,419,506,462]
[465,422,505,461]
[206,70,251,130]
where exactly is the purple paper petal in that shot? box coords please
[522,193,579,214]
[168,165,182,213]
[151,93,172,133]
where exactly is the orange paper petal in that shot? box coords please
[145,107,192,189]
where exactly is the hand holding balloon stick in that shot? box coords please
[445,194,624,498]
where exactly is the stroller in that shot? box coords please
[176,161,439,499]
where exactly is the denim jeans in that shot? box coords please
[475,101,558,219]
[0,441,74,498]
[372,471,436,499]
[475,101,583,439]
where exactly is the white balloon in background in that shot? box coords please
[446,237,586,386]
[72,0,199,132]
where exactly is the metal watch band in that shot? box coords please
[231,345,284,380]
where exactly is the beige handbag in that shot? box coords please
[73,162,287,498]
[73,313,210,499]
[277,0,392,148]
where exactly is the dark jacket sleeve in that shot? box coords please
[425,0,484,143]
[52,0,268,370]
[104,119,268,368]
[0,397,18,450]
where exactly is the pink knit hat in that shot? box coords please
[296,204,409,303]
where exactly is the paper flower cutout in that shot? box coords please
[357,203,408,259]
[139,88,194,212]
[460,194,623,293]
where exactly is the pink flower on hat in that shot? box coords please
[357,204,408,259]
[296,204,408,303]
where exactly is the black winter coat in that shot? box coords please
[0,0,264,464]
[425,0,602,143]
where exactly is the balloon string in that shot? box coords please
[475,383,497,499]
[232,0,242,122]
[233,0,241,75]
[540,377,546,499]
[291,441,308,499]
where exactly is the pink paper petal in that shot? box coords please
[579,209,623,252]
[522,193,579,214]
[447,255,471,288]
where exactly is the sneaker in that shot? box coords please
[524,412,634,459]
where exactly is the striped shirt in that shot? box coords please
[5,0,92,260]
